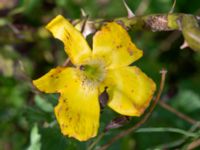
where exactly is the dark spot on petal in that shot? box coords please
[65,107,69,111]
[127,47,133,55]
[69,117,72,122]
[104,25,111,31]
[92,124,96,133]
[66,35,69,39]
[77,113,80,122]
[116,45,122,49]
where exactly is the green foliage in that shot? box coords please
[34,95,54,113]
[172,89,200,113]
[27,124,41,150]
[0,0,200,150]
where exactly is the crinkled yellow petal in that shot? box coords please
[92,22,143,69]
[46,15,92,65]
[55,75,100,141]
[33,67,75,93]
[101,66,156,116]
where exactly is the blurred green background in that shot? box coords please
[0,0,200,150]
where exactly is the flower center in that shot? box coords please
[79,60,106,87]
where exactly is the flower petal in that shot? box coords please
[33,67,76,93]
[46,15,92,65]
[55,78,100,141]
[92,22,143,69]
[101,66,156,116]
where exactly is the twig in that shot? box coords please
[87,132,105,150]
[62,58,70,67]
[135,127,198,137]
[7,23,20,35]
[135,0,150,16]
[158,101,200,129]
[151,122,200,149]
[187,138,200,150]
[98,68,167,150]
[158,31,181,52]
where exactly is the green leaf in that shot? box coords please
[172,89,200,113]
[34,95,54,113]
[27,124,41,150]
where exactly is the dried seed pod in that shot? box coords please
[99,87,109,110]
[105,116,131,132]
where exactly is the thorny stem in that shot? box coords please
[95,69,167,150]
[75,13,200,51]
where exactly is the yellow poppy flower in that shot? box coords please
[33,15,156,141]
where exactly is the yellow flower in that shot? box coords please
[33,15,156,141]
